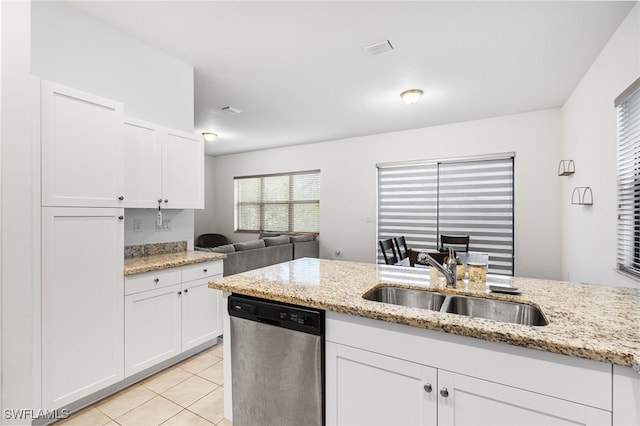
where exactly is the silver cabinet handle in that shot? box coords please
[163,199,168,203]
[184,288,189,293]
[118,215,124,220]
[440,388,449,398]
[177,291,182,295]
[158,199,163,203]
[423,384,432,393]
[154,278,159,283]
[203,268,208,273]
[118,195,124,200]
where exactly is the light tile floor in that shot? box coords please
[55,341,231,426]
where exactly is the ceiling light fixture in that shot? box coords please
[202,132,218,142]
[400,89,423,105]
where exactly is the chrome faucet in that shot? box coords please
[425,248,457,288]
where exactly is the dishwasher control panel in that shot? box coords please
[229,294,324,335]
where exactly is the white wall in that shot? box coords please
[31,1,194,133]
[31,1,198,248]
[194,155,217,240]
[561,3,640,288]
[210,109,563,280]
[1,1,33,423]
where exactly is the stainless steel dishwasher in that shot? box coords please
[228,294,324,426]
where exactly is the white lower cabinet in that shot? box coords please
[326,343,437,426]
[124,283,182,375]
[326,312,613,426]
[124,261,223,376]
[437,369,611,426]
[41,207,124,410]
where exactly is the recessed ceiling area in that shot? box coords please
[66,1,635,156]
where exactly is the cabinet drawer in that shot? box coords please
[125,268,181,295]
[182,261,223,282]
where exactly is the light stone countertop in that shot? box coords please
[208,257,640,372]
[124,251,226,275]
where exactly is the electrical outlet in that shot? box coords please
[162,219,172,230]
[133,219,143,232]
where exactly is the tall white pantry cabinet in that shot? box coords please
[38,80,205,411]
[40,81,126,409]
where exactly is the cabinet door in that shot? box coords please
[124,284,182,376]
[124,283,182,377]
[437,370,611,426]
[181,277,222,351]
[41,81,124,207]
[326,342,437,426]
[41,207,124,409]
[123,117,162,208]
[161,129,203,209]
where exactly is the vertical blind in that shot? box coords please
[235,170,320,233]
[378,155,514,275]
[616,77,640,278]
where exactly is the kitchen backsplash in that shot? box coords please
[125,241,188,259]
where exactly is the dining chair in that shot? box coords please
[440,235,470,253]
[379,239,399,265]
[394,236,409,260]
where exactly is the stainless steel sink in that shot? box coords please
[363,286,446,311]
[441,295,548,326]
[363,286,548,326]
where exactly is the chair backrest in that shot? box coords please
[196,233,229,248]
[394,236,409,260]
[379,238,398,265]
[440,235,470,253]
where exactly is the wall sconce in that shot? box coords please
[558,160,575,176]
[571,187,593,205]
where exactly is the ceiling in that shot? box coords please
[66,1,636,156]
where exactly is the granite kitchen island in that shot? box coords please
[209,258,640,425]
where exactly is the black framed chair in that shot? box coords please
[394,236,409,260]
[379,239,399,265]
[439,235,470,253]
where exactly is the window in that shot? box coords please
[377,154,514,275]
[616,77,640,279]
[235,170,320,233]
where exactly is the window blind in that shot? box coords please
[616,77,640,278]
[235,170,320,233]
[378,155,514,275]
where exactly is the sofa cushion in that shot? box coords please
[289,234,314,243]
[263,235,291,247]
[209,244,236,254]
[234,240,266,251]
[259,232,281,239]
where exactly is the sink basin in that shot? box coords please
[441,295,548,326]
[363,286,446,311]
[363,286,548,326]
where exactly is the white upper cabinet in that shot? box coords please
[123,117,204,209]
[161,129,204,209]
[41,81,125,207]
[123,117,163,207]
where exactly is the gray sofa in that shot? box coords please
[196,234,319,276]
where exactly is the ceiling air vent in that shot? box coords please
[221,106,242,115]
[364,40,394,56]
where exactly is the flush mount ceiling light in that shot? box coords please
[202,132,218,142]
[400,89,423,105]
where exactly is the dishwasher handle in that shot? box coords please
[256,316,281,327]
